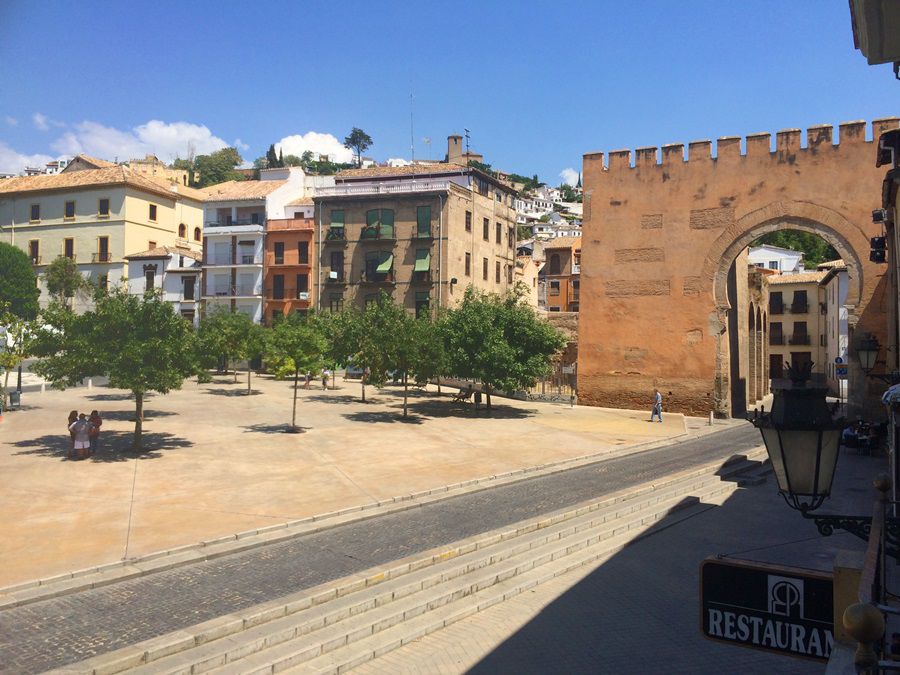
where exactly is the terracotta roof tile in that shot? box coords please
[816,259,846,269]
[0,166,205,202]
[124,246,202,261]
[203,179,288,201]
[286,196,314,206]
[68,154,117,169]
[336,163,466,180]
[543,236,582,250]
[766,271,828,285]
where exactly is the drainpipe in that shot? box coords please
[438,193,444,309]
[316,202,323,312]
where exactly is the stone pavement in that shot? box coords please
[0,373,716,587]
[0,425,759,673]
[349,450,882,675]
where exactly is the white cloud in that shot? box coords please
[559,168,579,186]
[5,116,18,127]
[233,138,250,151]
[275,132,354,164]
[32,112,50,131]
[0,141,54,174]
[51,119,229,163]
[386,158,411,167]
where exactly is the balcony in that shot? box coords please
[316,180,452,198]
[325,227,347,243]
[92,252,112,263]
[359,226,395,242]
[411,270,432,284]
[788,334,811,345]
[769,334,785,346]
[325,270,346,283]
[769,303,784,315]
[789,302,809,314]
[205,255,263,266]
[205,218,266,228]
[206,285,262,298]
[266,217,313,232]
[265,288,311,301]
[572,264,581,274]
[29,256,41,265]
[413,227,433,239]
[360,270,396,284]
[270,257,311,267]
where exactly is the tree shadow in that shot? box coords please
[98,409,177,421]
[86,392,155,402]
[11,432,194,462]
[342,410,426,424]
[242,423,311,434]
[404,399,536,419]
[205,388,264,397]
[305,394,361,405]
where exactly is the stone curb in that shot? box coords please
[44,447,766,675]
[0,426,717,609]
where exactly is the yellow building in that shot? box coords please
[766,271,829,379]
[0,161,206,311]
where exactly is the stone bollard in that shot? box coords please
[708,411,714,426]
[88,378,93,390]
[41,383,46,394]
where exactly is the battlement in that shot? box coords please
[583,118,900,171]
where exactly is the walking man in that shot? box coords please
[650,389,663,423]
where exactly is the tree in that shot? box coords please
[197,308,256,382]
[319,308,369,400]
[516,225,533,241]
[282,154,304,167]
[0,243,40,319]
[343,127,373,167]
[443,287,566,409]
[244,323,269,395]
[267,314,326,431]
[0,304,32,408]
[753,230,839,267]
[265,144,280,169]
[191,147,245,187]
[31,289,198,449]
[44,255,90,307]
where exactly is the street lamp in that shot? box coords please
[856,333,881,375]
[749,362,844,512]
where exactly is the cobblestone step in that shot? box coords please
[58,450,764,675]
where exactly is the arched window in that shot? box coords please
[193,227,201,242]
[178,223,186,238]
[549,254,561,275]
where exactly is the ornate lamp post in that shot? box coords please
[855,333,900,385]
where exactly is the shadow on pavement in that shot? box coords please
[98,409,177,421]
[204,388,264,397]
[405,399,536,419]
[11,432,194,461]
[86,392,154,402]
[242,423,311,434]
[463,452,880,674]
[342,410,426,424]
[306,394,361,405]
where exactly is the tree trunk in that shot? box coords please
[247,365,252,395]
[403,372,408,417]
[292,368,299,429]
[133,391,144,450]
[2,367,10,408]
[485,383,492,410]
[233,359,238,383]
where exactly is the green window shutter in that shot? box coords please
[366,210,379,226]
[417,206,431,236]
[380,209,394,238]
[376,253,394,273]
[414,249,430,272]
[331,210,344,226]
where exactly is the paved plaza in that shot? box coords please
[0,372,692,588]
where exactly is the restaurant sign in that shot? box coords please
[700,557,833,661]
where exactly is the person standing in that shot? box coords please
[322,368,330,390]
[88,410,102,454]
[69,413,91,460]
[650,389,663,423]
[67,410,79,459]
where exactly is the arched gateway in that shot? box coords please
[578,118,899,417]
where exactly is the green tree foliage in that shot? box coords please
[282,154,304,167]
[44,255,90,306]
[267,314,326,430]
[467,160,496,177]
[343,127,373,167]
[265,144,283,169]
[0,242,40,319]
[197,308,257,383]
[244,323,269,394]
[442,287,566,409]
[516,225,533,241]
[558,183,582,203]
[31,289,198,449]
[0,303,32,408]
[173,147,245,188]
[753,230,839,267]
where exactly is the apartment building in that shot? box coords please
[264,213,314,323]
[539,236,581,312]
[819,261,849,398]
[0,163,205,312]
[125,246,202,325]
[314,163,517,315]
[766,271,828,379]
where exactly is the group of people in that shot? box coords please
[303,369,332,389]
[67,410,102,460]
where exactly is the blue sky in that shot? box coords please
[0,1,896,183]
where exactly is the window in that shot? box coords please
[194,227,201,241]
[330,210,345,228]
[98,274,108,291]
[28,240,39,264]
[30,204,40,222]
[483,218,489,241]
[549,306,561,312]
[328,293,344,312]
[98,198,110,218]
[178,223,186,238]
[330,251,344,280]
[416,205,431,237]
[364,209,395,238]
[298,241,309,264]
[572,279,580,290]
[415,292,430,318]
[148,204,157,221]
[507,264,513,284]
[64,201,75,219]
[495,191,502,202]
[482,257,488,281]
[550,280,561,296]
[496,222,502,244]
[495,260,501,283]
[183,277,195,300]
[768,260,779,270]
[274,242,284,265]
[769,354,784,379]
[97,236,109,262]
[145,270,155,291]
[549,253,561,275]
[465,211,472,232]
[465,252,471,276]
[296,274,309,294]
[508,226,514,248]
[64,238,74,259]
[273,275,285,300]
[148,241,156,250]
[251,213,259,225]
[364,250,393,281]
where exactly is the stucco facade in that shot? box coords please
[579,117,900,417]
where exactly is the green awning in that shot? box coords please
[376,254,394,273]
[414,252,430,272]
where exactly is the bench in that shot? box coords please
[452,389,473,403]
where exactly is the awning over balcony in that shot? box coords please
[376,254,394,273]
[414,250,430,272]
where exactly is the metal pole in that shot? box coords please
[16,364,22,392]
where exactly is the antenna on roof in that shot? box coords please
[464,129,470,157]
[423,137,431,161]
[409,92,415,162]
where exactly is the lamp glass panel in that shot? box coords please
[815,429,842,498]
[761,427,788,492]
[859,348,878,372]
[779,429,824,495]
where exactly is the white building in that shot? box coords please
[125,246,202,326]
[748,244,805,274]
[819,260,849,400]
